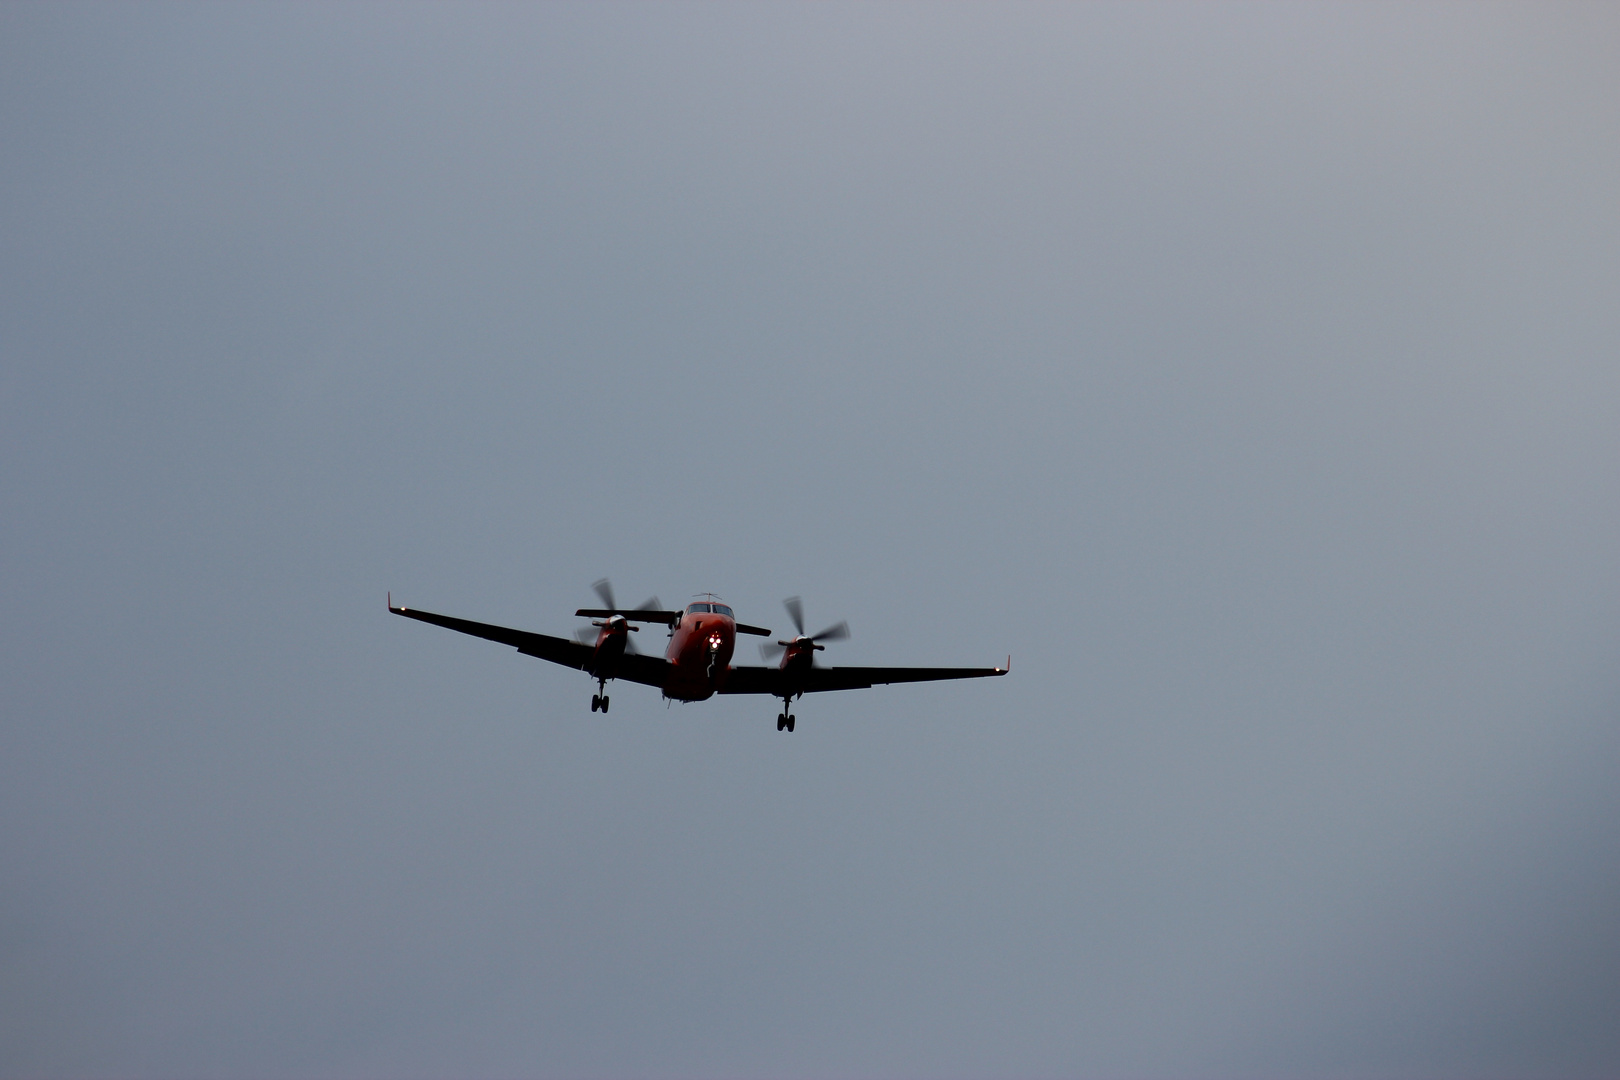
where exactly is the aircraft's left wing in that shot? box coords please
[720,662,1007,696]
[389,599,671,689]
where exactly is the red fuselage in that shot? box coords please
[661,600,738,700]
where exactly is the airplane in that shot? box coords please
[388,580,1007,732]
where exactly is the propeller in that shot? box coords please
[579,578,663,653]
[760,596,849,660]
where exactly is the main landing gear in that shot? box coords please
[590,677,610,713]
[775,692,801,733]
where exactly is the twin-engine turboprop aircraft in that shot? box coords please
[389,580,1007,732]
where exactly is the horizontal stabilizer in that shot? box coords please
[574,608,679,626]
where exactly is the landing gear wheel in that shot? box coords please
[591,694,600,712]
[776,714,785,731]
[601,695,609,713]
[786,714,796,733]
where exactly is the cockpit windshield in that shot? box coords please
[712,604,734,618]
[686,603,711,614]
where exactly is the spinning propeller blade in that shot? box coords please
[581,578,656,653]
[765,597,850,661]
[810,620,849,642]
[591,578,662,616]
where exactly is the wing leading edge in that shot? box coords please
[388,599,672,688]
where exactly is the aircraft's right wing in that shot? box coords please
[389,598,672,688]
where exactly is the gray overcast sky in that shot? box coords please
[3,3,1618,1077]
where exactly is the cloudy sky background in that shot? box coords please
[3,3,1618,1077]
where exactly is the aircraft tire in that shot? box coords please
[601,696,609,713]
[776,714,785,731]
[590,695,599,712]
[786,715,795,733]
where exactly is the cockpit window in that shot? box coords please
[686,603,711,614]
[713,604,734,618]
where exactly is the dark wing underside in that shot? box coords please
[390,603,671,688]
[606,650,673,688]
[719,664,1007,696]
